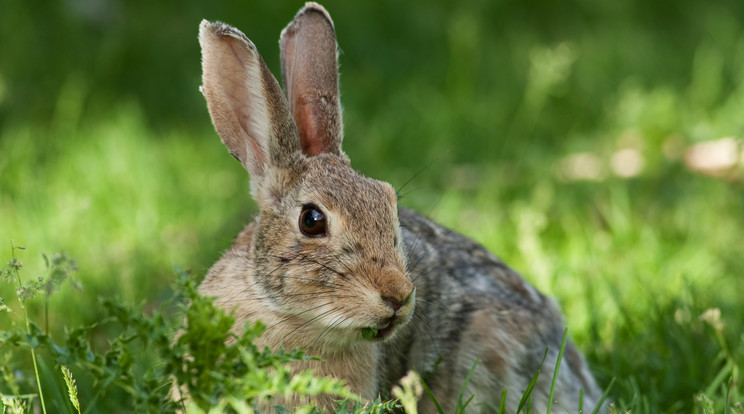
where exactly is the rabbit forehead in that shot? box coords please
[299,156,399,234]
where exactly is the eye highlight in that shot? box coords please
[299,204,327,237]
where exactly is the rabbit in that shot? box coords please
[197,2,604,412]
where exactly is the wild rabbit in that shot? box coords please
[197,2,603,412]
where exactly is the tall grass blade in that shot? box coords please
[417,371,444,414]
[705,360,733,397]
[8,242,48,414]
[462,394,476,411]
[455,359,479,413]
[37,356,69,414]
[591,377,615,414]
[546,327,569,414]
[518,346,548,413]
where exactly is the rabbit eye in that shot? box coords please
[299,205,327,237]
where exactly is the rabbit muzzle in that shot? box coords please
[364,269,415,341]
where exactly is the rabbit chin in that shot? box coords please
[325,304,416,346]
[252,305,415,353]
[318,322,409,349]
[252,287,417,350]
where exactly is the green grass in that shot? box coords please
[2,0,744,412]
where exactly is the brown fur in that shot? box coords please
[280,4,343,157]
[196,3,604,413]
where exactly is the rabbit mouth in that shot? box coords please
[362,291,416,341]
[361,324,395,341]
[362,316,406,341]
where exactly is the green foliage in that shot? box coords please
[1,394,27,414]
[593,378,615,414]
[517,349,548,413]
[546,329,569,414]
[0,252,379,413]
[361,327,378,340]
[418,372,444,414]
[454,360,478,413]
[2,0,744,412]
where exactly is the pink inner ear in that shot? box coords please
[296,99,324,156]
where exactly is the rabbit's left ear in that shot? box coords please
[280,3,344,157]
[199,20,300,182]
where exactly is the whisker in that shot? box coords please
[310,311,348,350]
[269,253,365,293]
[271,305,337,344]
[310,239,369,292]
[230,290,352,305]
[394,152,449,198]
[267,297,356,333]
[410,311,441,358]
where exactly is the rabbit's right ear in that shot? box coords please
[199,20,300,186]
[280,3,344,158]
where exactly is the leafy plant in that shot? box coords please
[0,247,390,413]
[0,243,78,414]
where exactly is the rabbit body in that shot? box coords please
[197,3,603,412]
[202,205,602,412]
[382,208,601,412]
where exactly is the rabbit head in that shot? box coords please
[198,4,415,349]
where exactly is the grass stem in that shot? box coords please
[10,243,48,414]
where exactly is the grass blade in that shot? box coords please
[705,360,733,397]
[591,377,615,414]
[455,359,480,413]
[417,370,444,414]
[36,356,67,414]
[518,346,548,413]
[462,394,476,411]
[546,327,569,414]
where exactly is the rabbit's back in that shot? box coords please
[379,207,602,412]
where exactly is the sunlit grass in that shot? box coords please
[2,1,744,411]
[3,90,742,411]
[0,103,256,329]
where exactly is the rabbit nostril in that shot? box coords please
[382,295,402,311]
[382,294,409,312]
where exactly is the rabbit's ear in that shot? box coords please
[200,20,300,182]
[280,3,343,157]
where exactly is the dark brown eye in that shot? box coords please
[299,205,327,237]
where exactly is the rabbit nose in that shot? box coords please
[374,267,414,311]
[381,291,413,313]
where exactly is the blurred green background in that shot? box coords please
[1,0,744,412]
